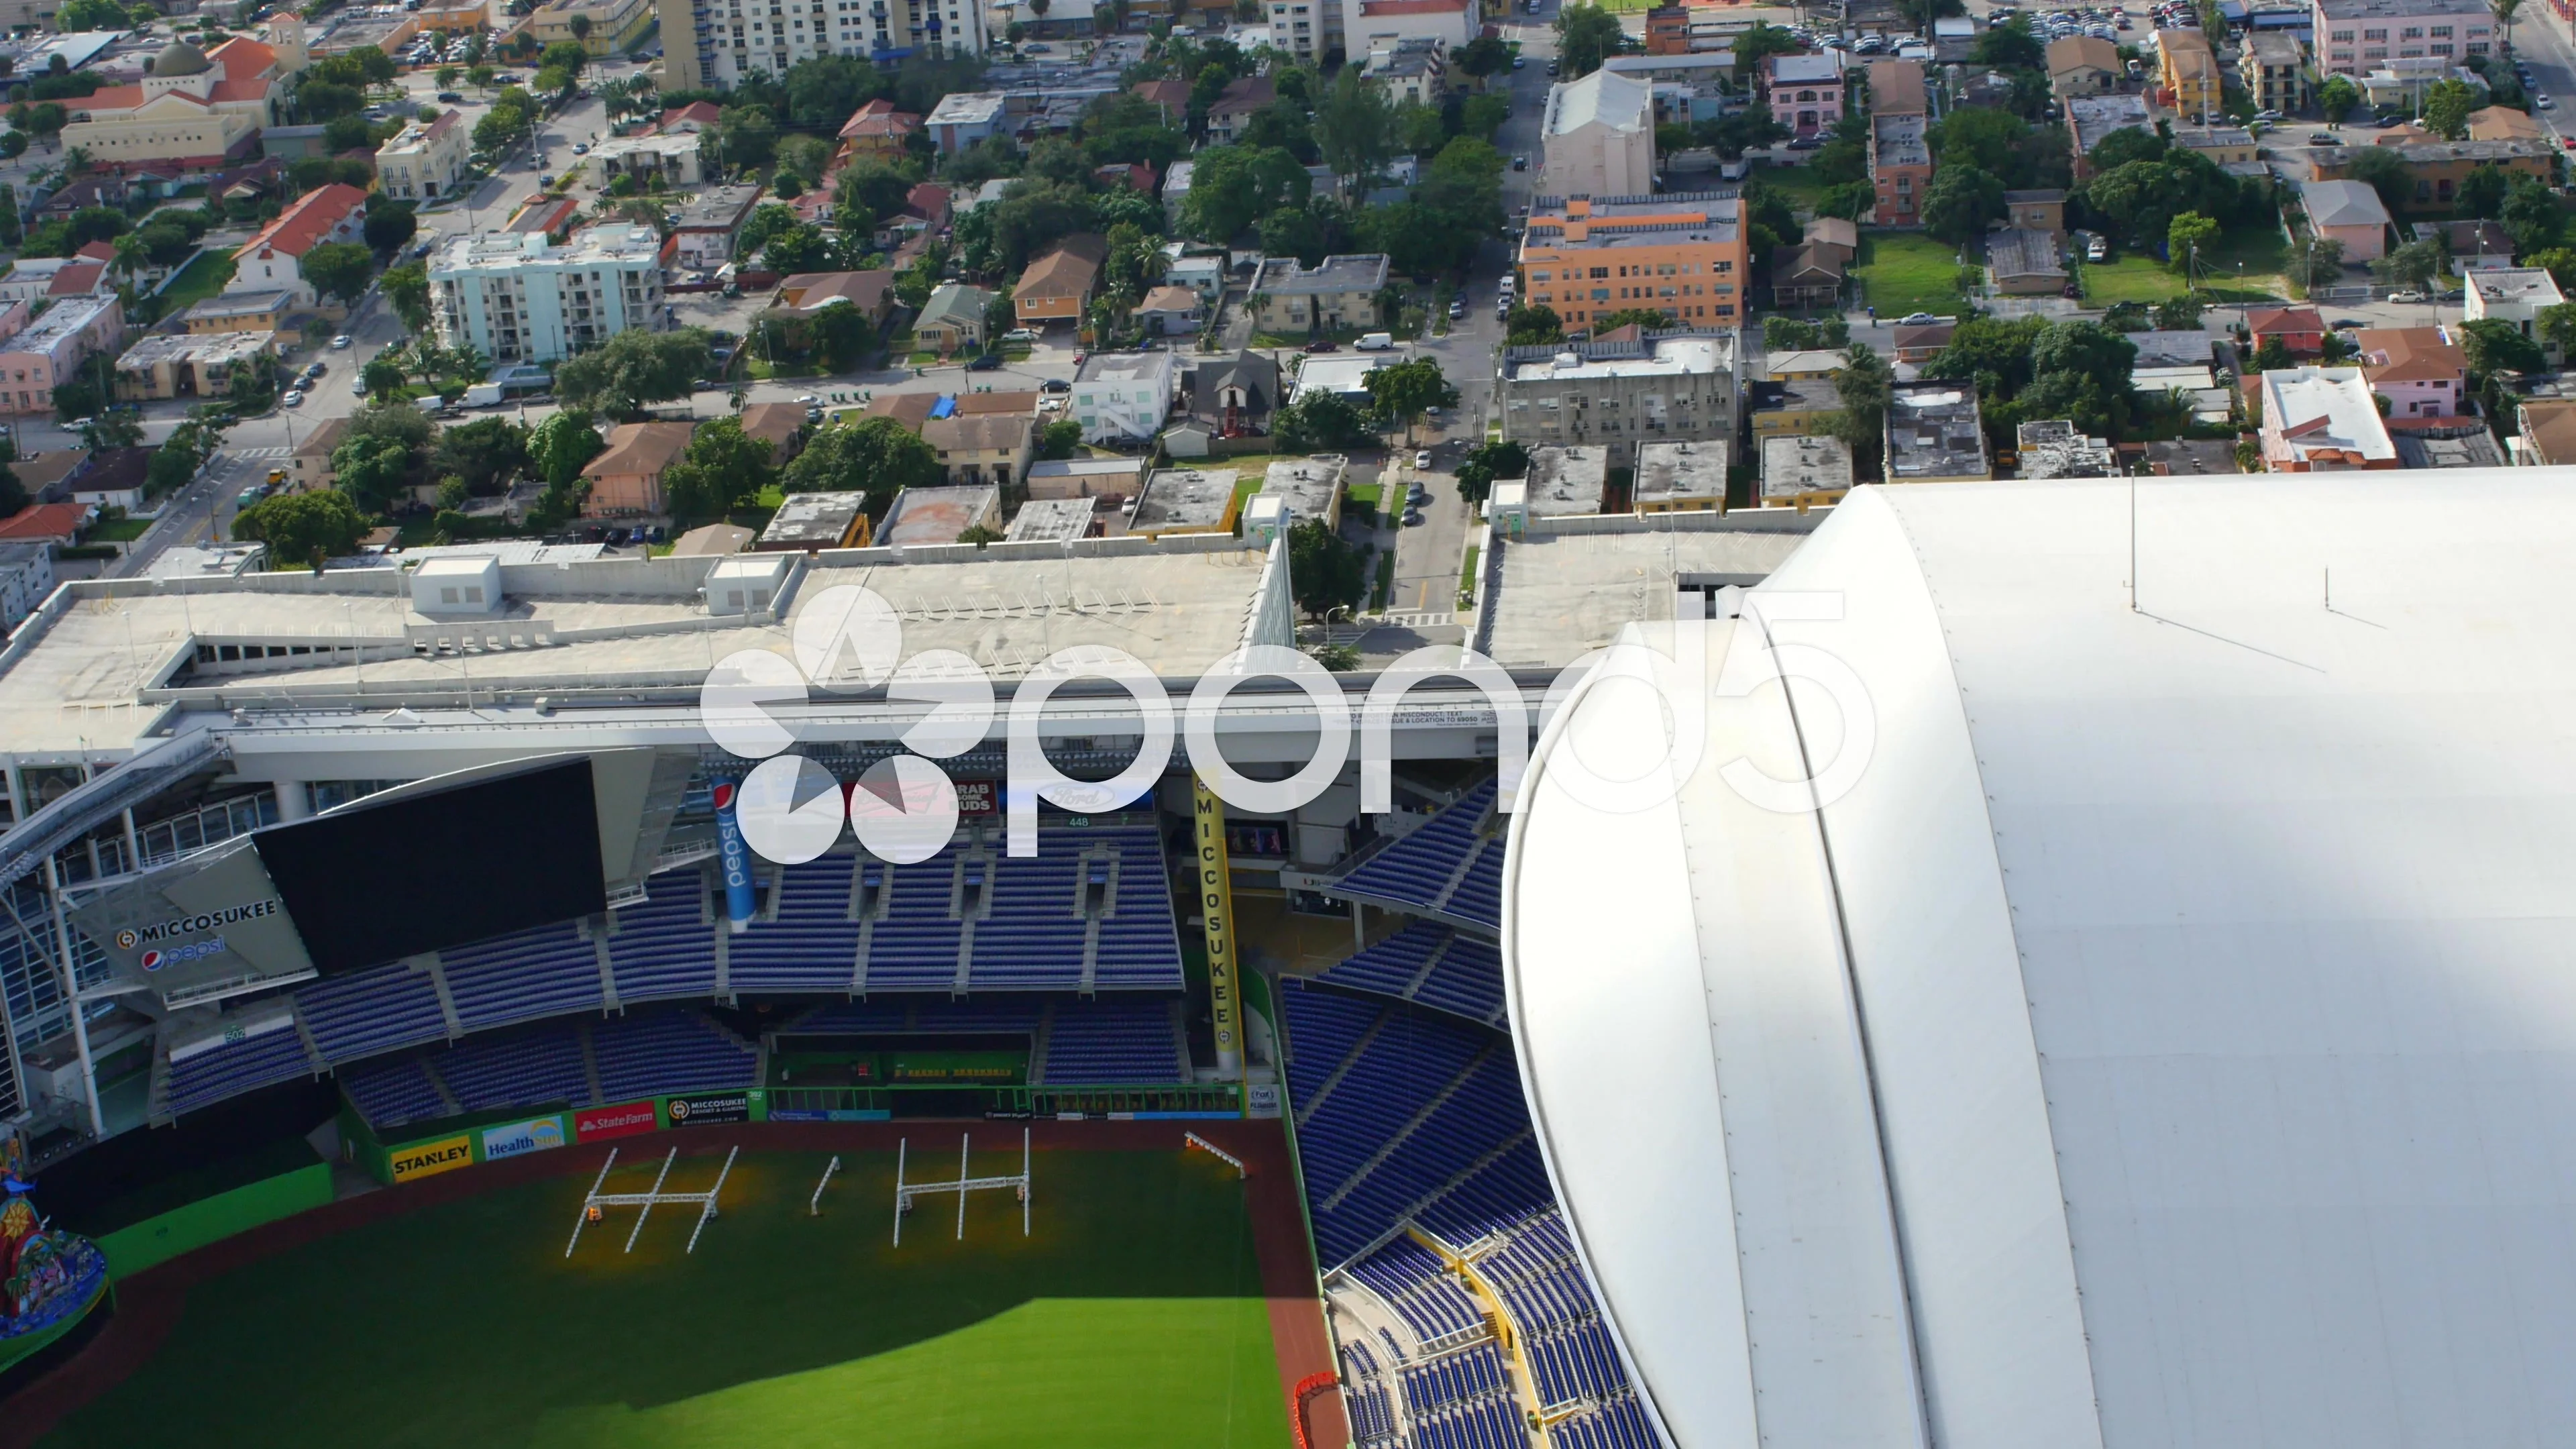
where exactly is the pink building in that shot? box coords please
[0,294,125,416]
[2313,0,2494,74]
[1766,52,1845,136]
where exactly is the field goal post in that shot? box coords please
[564,1145,741,1258]
[1184,1131,1246,1177]
[892,1129,1030,1246]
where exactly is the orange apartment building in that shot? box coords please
[1515,193,1750,331]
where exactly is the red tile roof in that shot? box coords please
[236,183,367,260]
[0,502,91,543]
[1356,0,1470,13]
[72,85,146,114]
[904,181,950,225]
[46,262,107,297]
[2247,305,2327,335]
[207,35,278,78]
[840,98,922,140]
[73,241,114,262]
[209,77,270,105]
[662,101,722,129]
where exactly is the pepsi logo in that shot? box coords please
[140,950,162,971]
[712,783,736,811]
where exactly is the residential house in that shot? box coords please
[1167,252,1226,305]
[0,257,112,307]
[0,296,124,417]
[1987,229,2068,295]
[924,93,1008,154]
[2354,325,2469,417]
[2258,366,2398,468]
[0,503,93,552]
[1128,468,1242,537]
[2317,137,2554,207]
[1517,194,1748,331]
[878,484,1002,546]
[670,184,765,269]
[736,402,810,465]
[2431,218,2514,269]
[913,283,997,354]
[2302,178,2392,261]
[2068,93,2154,178]
[2157,28,2224,121]
[1095,162,1159,195]
[1024,455,1148,499]
[2046,34,2122,96]
[2312,0,2496,76]
[178,290,297,334]
[1750,376,1843,438]
[671,523,754,556]
[2514,397,2576,464]
[1631,439,1729,513]
[1132,78,1191,125]
[586,132,704,189]
[838,99,922,160]
[2467,103,2542,141]
[1760,433,1855,508]
[1071,351,1181,443]
[774,271,896,329]
[1540,69,1657,202]
[659,102,723,134]
[1644,3,1692,54]
[1771,244,1845,310]
[291,415,349,492]
[16,449,90,506]
[2247,305,2330,354]
[2465,267,2566,351]
[1014,233,1108,327]
[1006,496,1099,543]
[2393,429,2508,467]
[580,422,696,515]
[1515,445,1610,519]
[2171,125,2259,165]
[111,331,275,403]
[1205,76,1277,146]
[374,111,468,202]
[228,183,368,310]
[1161,159,1195,228]
[2004,188,2068,235]
[1495,331,1739,468]
[755,493,870,551]
[920,414,1034,488]
[1181,350,1281,438]
[1803,216,1859,266]
[1884,383,1990,482]
[1137,284,1202,335]
[1365,39,1449,109]
[1764,52,1845,136]
[1870,110,1933,227]
[2241,31,2310,112]
[1892,321,1955,362]
[1248,253,1390,335]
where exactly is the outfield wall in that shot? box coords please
[94,1163,335,1279]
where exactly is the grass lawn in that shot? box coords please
[44,1148,1286,1449]
[1855,231,1972,316]
[88,517,151,543]
[1756,164,1833,214]
[2080,256,2190,305]
[2191,228,2292,300]
[150,250,236,319]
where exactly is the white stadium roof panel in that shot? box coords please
[1508,474,2576,1449]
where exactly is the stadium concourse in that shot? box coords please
[0,507,1817,1443]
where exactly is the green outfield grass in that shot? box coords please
[41,1148,1287,1449]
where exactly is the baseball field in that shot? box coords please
[31,1138,1297,1449]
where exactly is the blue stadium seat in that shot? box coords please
[296,963,447,1065]
[1039,997,1183,1084]
[442,920,602,1031]
[589,1010,757,1103]
[1330,780,1502,929]
[163,1027,310,1115]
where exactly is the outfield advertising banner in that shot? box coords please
[388,1134,475,1184]
[478,1114,567,1163]
[574,1101,661,1142]
[712,781,755,930]
[665,1091,751,1127]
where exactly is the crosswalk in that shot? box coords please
[1376,611,1464,629]
[225,445,291,462]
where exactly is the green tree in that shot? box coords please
[540,40,588,77]
[2537,301,2576,358]
[1921,164,2005,246]
[661,416,775,524]
[1930,105,2033,177]
[1593,307,1678,330]
[2154,297,2204,330]
[360,356,407,401]
[1451,439,1528,506]
[1313,67,1395,182]
[363,201,417,254]
[2318,74,2361,122]
[2503,174,2563,254]
[2167,211,2220,275]
[718,104,780,168]
[1180,145,1311,242]
[472,103,529,154]
[1730,21,1802,83]
[780,416,942,506]
[2422,77,2477,139]
[1972,13,2045,66]
[528,409,607,490]
[381,262,431,334]
[553,329,716,418]
[1456,35,1511,78]
[1362,358,1460,442]
[1270,390,1375,451]
[1829,343,1895,480]
[2461,316,2547,375]
[2371,237,2443,290]
[299,241,374,309]
[2293,233,2347,291]
[233,490,368,570]
[1034,419,1083,460]
[331,435,415,513]
[1285,517,1363,619]
[1505,303,1564,345]
[1554,3,1624,78]
[431,417,531,495]
[2341,145,2413,215]
[2457,164,2510,220]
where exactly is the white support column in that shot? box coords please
[274,781,311,822]
[42,858,101,1137]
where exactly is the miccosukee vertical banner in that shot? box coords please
[1191,776,1242,1079]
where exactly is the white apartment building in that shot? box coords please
[0,542,53,633]
[661,0,987,93]
[1542,68,1657,201]
[375,112,470,203]
[428,224,669,366]
[1072,352,1179,444]
[1267,0,1342,63]
[1342,0,1473,62]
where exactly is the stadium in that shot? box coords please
[0,475,2566,1449]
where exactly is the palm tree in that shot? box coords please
[109,232,148,286]
[568,11,591,43]
[2493,0,2521,56]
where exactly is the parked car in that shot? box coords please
[1900,311,1937,325]
[2387,290,2427,303]
[1403,508,1425,527]
[437,91,465,102]
[2330,317,2371,329]
[1042,377,1072,392]
[1512,154,1529,170]
[331,335,353,349]
[1413,449,1433,470]
[1002,327,1038,342]
[2086,237,2108,261]
[1447,298,1465,319]
[281,390,305,407]
[1512,54,1525,68]
[1303,339,1339,353]
[967,351,1004,370]
[572,142,589,154]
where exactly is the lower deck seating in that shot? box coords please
[335,1010,757,1132]
[1546,1395,1662,1449]
[163,1026,311,1115]
[1038,998,1183,1083]
[590,1010,757,1103]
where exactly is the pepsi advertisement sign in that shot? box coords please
[713,780,755,931]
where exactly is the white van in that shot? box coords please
[1355,332,1395,351]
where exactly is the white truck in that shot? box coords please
[462,382,506,408]
[1355,332,1395,351]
